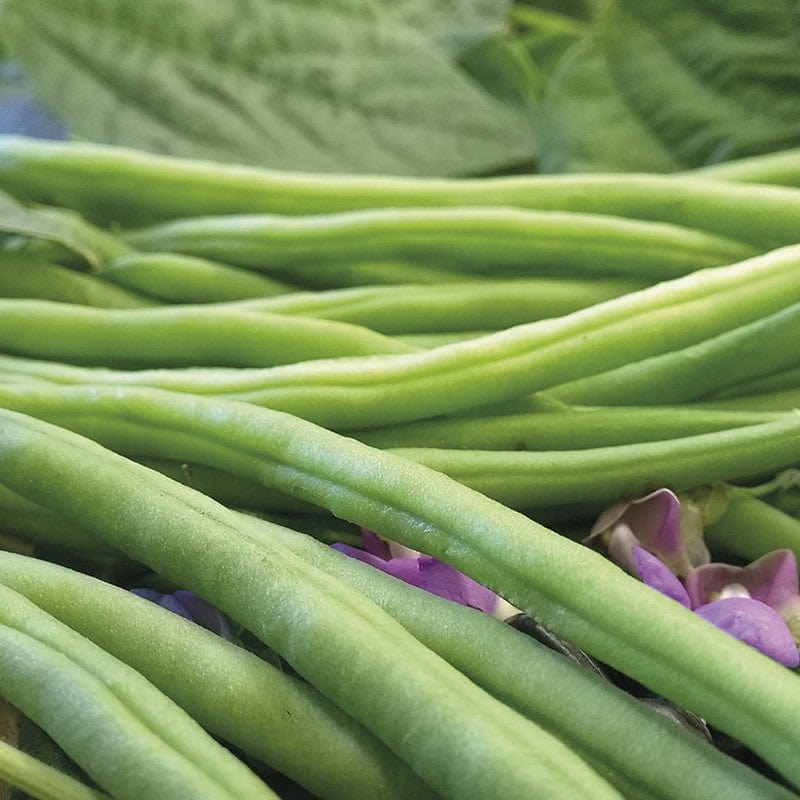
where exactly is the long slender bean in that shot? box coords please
[355,398,784,450]
[0,409,624,800]
[125,206,756,281]
[0,299,414,368]
[261,519,798,800]
[0,585,278,800]
[689,147,800,187]
[549,301,800,406]
[233,277,644,333]
[99,253,296,303]
[702,487,800,565]
[710,366,800,400]
[3,136,800,248]
[0,253,153,308]
[0,246,797,429]
[0,552,437,800]
[0,738,109,800]
[1,397,799,789]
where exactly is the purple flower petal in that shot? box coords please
[334,536,501,614]
[686,550,800,611]
[695,597,800,668]
[632,548,691,608]
[587,488,704,577]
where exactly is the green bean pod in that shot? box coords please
[355,398,784,450]
[550,301,800,406]
[262,519,799,800]
[233,277,644,333]
[710,365,800,400]
[0,409,624,800]
[125,206,756,281]
[0,253,154,308]
[99,252,296,303]
[0,737,109,800]
[0,584,278,800]
[3,136,800,248]
[0,552,437,800]
[689,147,800,187]
[1,246,798,428]
[0,299,415,368]
[2,392,800,788]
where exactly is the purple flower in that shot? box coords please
[131,588,233,639]
[333,530,510,617]
[589,490,800,668]
[586,488,708,578]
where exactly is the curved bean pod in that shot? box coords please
[3,136,800,247]
[233,277,644,333]
[0,552,437,800]
[0,409,624,800]
[125,206,756,281]
[689,147,800,187]
[1,392,799,788]
[550,301,800,406]
[0,299,415,368]
[0,585,277,800]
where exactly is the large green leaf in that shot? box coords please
[385,0,513,54]
[539,0,800,173]
[0,0,533,176]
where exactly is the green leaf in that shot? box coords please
[0,0,534,177]
[539,0,800,173]
[385,0,513,54]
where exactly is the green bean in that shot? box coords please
[0,584,278,800]
[549,300,800,406]
[0,737,109,800]
[260,519,798,800]
[697,388,800,413]
[233,277,644,333]
[3,136,800,248]
[0,299,415,368]
[1,246,798,429]
[689,147,800,187]
[99,252,296,303]
[702,486,800,566]
[355,399,786,450]
[387,418,800,510]
[125,206,756,281]
[0,253,154,308]
[2,395,800,789]
[0,410,624,800]
[0,552,437,800]
[710,365,800,400]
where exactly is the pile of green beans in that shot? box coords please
[1,135,800,800]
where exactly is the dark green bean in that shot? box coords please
[125,206,756,281]
[0,408,624,800]
[3,136,800,248]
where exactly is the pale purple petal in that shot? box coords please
[686,550,800,612]
[361,529,392,559]
[632,548,691,608]
[587,488,700,577]
[416,556,499,614]
[695,597,800,668]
